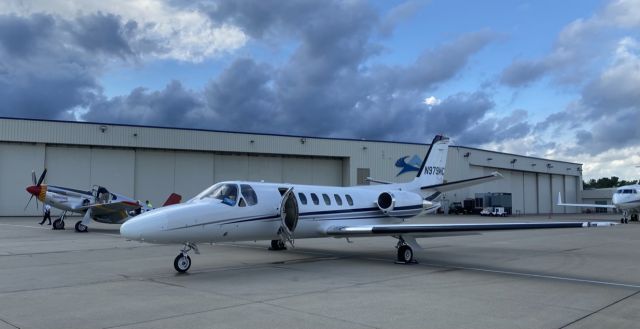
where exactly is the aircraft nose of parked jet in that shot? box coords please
[119,219,139,240]
[26,185,41,196]
[120,210,167,242]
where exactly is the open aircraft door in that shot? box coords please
[279,187,299,246]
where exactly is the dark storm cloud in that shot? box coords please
[0,14,55,57]
[456,109,532,146]
[397,30,497,90]
[83,81,203,126]
[69,12,134,58]
[203,58,277,132]
[0,14,101,118]
[3,1,501,146]
[0,12,165,120]
[500,59,548,87]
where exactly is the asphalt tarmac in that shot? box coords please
[0,214,638,329]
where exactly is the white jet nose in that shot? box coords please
[120,218,141,240]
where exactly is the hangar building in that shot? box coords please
[1,117,585,217]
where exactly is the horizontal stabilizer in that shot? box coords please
[326,221,617,237]
[365,177,392,184]
[421,172,503,192]
[163,193,182,207]
[557,192,616,208]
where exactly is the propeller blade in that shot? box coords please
[36,169,47,186]
[24,195,34,211]
[31,170,36,185]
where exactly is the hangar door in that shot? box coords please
[135,151,344,206]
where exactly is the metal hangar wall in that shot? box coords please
[1,118,583,216]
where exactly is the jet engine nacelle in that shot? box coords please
[376,191,427,218]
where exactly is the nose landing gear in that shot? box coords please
[174,242,199,273]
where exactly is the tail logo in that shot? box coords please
[395,155,422,176]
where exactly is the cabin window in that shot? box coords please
[322,194,331,205]
[240,184,258,206]
[238,198,247,207]
[345,194,354,206]
[334,194,343,206]
[298,193,308,205]
[311,193,319,205]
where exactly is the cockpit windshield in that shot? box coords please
[190,183,238,206]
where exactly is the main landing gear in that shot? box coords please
[52,211,67,230]
[74,221,88,233]
[269,239,287,251]
[395,237,417,264]
[621,211,630,224]
[174,242,199,273]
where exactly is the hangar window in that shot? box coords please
[310,193,319,205]
[298,193,308,205]
[240,184,258,206]
[322,194,331,205]
[345,194,354,206]
[334,194,343,206]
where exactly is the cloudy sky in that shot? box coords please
[0,0,639,180]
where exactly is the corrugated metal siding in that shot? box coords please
[1,118,588,215]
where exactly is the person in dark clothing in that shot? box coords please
[39,204,52,225]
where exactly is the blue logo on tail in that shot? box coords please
[395,155,422,176]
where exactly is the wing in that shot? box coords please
[557,192,616,209]
[421,172,503,193]
[74,201,141,221]
[326,221,616,237]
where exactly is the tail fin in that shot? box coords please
[407,135,450,191]
[163,193,182,207]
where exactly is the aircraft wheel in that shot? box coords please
[74,221,88,233]
[397,245,414,263]
[174,254,191,273]
[269,239,286,250]
[52,219,65,230]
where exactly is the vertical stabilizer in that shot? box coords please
[407,135,450,191]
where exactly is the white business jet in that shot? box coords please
[558,185,640,223]
[120,135,616,273]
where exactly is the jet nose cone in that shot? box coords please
[120,220,140,240]
[26,185,41,196]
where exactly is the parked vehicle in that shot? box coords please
[480,207,507,217]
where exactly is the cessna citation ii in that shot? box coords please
[558,184,640,223]
[120,135,616,273]
[25,169,181,232]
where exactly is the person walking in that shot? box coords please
[39,204,52,225]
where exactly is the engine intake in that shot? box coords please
[376,191,425,218]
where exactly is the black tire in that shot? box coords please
[174,254,191,273]
[397,245,413,263]
[52,219,64,230]
[270,239,286,250]
[74,221,88,233]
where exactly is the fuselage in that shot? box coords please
[612,184,640,212]
[120,181,437,244]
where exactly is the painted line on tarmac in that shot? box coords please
[0,222,121,237]
[418,261,640,289]
[0,223,50,230]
